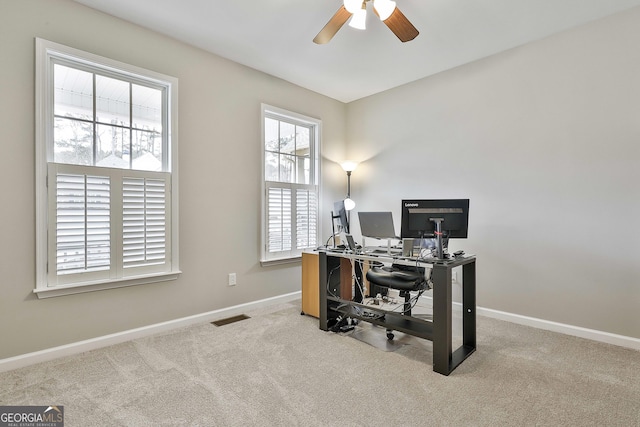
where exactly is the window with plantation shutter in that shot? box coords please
[261,105,321,263]
[36,38,180,297]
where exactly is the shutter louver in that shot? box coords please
[123,177,167,268]
[268,187,292,252]
[56,173,110,274]
[296,188,318,249]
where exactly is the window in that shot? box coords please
[35,38,180,297]
[261,105,321,263]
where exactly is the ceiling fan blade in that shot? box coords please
[379,7,419,42]
[313,5,352,44]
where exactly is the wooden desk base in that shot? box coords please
[302,251,352,318]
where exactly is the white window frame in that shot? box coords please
[35,38,180,298]
[260,104,321,264]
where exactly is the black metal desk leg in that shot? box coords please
[462,261,476,349]
[432,264,453,375]
[354,259,364,303]
[319,252,328,331]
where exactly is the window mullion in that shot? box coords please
[277,121,281,182]
[129,82,133,169]
[92,73,97,166]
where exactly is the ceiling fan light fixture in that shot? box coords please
[348,6,367,30]
[344,0,363,14]
[373,0,396,21]
[314,0,418,44]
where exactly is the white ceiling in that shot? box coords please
[72,0,640,103]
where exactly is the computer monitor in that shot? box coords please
[358,212,397,239]
[332,200,349,234]
[400,199,469,258]
[400,199,469,239]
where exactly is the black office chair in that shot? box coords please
[366,264,429,340]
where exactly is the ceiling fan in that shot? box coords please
[313,0,419,44]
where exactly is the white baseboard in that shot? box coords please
[3,291,638,374]
[477,306,640,351]
[0,291,301,373]
[416,294,640,351]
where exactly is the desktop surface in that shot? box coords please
[317,245,473,266]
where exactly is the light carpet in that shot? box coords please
[1,300,639,426]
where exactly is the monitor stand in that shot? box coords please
[361,237,395,255]
[430,218,445,259]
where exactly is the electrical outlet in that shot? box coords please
[228,273,236,286]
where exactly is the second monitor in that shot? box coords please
[358,211,398,239]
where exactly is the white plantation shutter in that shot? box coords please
[296,188,318,250]
[48,163,171,286]
[123,176,168,268]
[267,186,292,252]
[55,172,111,275]
[265,182,318,259]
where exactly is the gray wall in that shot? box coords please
[2,0,639,361]
[346,8,640,338]
[0,0,346,359]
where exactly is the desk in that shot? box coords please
[318,250,476,376]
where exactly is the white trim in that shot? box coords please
[34,37,180,293]
[260,104,322,263]
[4,291,638,373]
[33,271,181,299]
[0,291,301,373]
[260,256,302,267]
[418,295,640,351]
[476,306,640,351]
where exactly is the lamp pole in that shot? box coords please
[341,161,358,229]
[346,170,352,226]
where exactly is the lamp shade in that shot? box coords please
[348,7,367,30]
[344,198,356,211]
[373,0,396,21]
[344,0,363,14]
[340,160,359,172]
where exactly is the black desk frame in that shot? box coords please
[319,250,476,376]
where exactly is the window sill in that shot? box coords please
[260,256,302,267]
[33,271,182,299]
